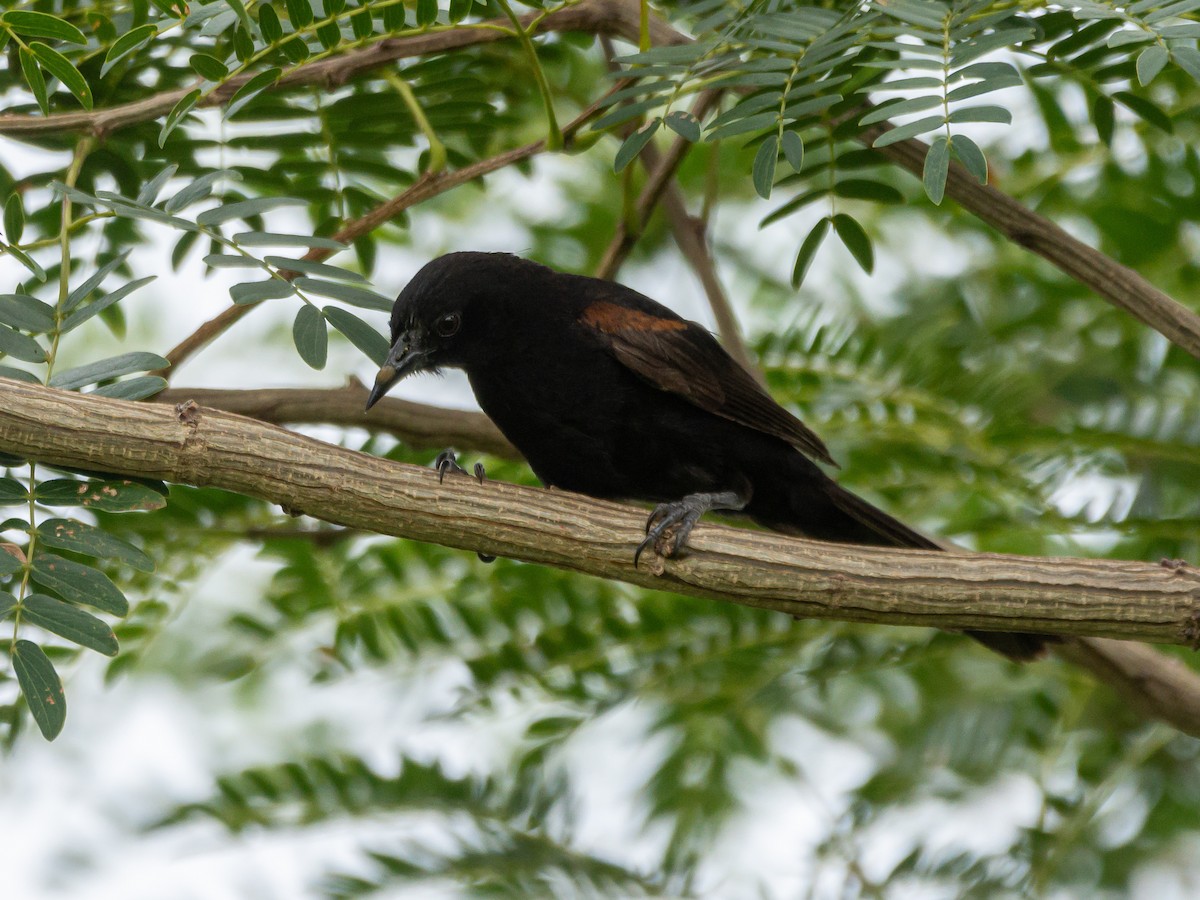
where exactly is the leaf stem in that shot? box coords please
[494,0,563,151]
[382,70,446,174]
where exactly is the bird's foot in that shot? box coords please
[432,450,493,562]
[434,450,486,485]
[634,498,706,568]
[633,490,749,568]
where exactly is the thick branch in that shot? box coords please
[3,378,1199,649]
[154,382,518,459]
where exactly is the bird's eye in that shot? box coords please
[435,313,461,337]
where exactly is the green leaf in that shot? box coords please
[31,554,129,616]
[293,305,329,370]
[196,196,305,227]
[781,130,804,172]
[952,134,988,183]
[351,7,374,38]
[204,254,263,268]
[259,4,283,42]
[101,24,158,77]
[60,276,156,334]
[160,88,201,146]
[947,106,1011,124]
[233,232,347,250]
[1172,46,1200,82]
[137,164,178,206]
[1136,45,1169,86]
[63,252,131,313]
[22,594,119,657]
[923,135,951,204]
[791,217,830,289]
[294,277,391,311]
[0,366,41,385]
[323,306,388,365]
[190,53,229,81]
[89,376,167,401]
[19,47,49,116]
[0,477,29,504]
[36,479,167,513]
[280,35,309,64]
[285,0,314,27]
[1113,91,1173,133]
[613,120,660,173]
[859,95,943,126]
[38,518,154,572]
[663,110,701,142]
[383,4,405,30]
[0,294,54,333]
[833,179,904,204]
[831,214,874,273]
[49,351,169,391]
[226,67,282,118]
[752,136,778,199]
[265,257,367,282]
[0,325,47,363]
[2,10,88,44]
[30,42,93,110]
[230,279,297,304]
[417,0,438,26]
[872,115,945,147]
[13,640,65,740]
[4,194,25,243]
[6,243,46,281]
[0,547,24,575]
[165,169,240,214]
[316,20,341,49]
[759,189,830,227]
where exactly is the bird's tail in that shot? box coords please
[751,471,1050,661]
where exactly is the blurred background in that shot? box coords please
[3,0,1200,896]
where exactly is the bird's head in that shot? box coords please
[365,252,547,410]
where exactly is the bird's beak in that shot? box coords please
[365,339,429,410]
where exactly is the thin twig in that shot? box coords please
[595,91,722,279]
[0,0,684,140]
[155,90,625,379]
[857,114,1200,361]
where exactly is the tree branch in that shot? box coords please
[154,381,518,459]
[858,118,1200,362]
[0,0,683,140]
[140,380,1200,738]
[3,378,1199,650]
[157,90,622,379]
[595,91,721,279]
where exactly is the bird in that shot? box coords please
[365,251,1048,661]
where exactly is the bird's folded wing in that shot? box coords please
[580,299,837,466]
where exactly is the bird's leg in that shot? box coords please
[434,450,486,485]
[634,489,748,567]
[432,450,493,562]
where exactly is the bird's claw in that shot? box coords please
[433,450,492,562]
[434,450,486,485]
[633,500,702,568]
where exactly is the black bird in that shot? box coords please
[366,251,1047,660]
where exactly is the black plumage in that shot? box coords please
[366,251,1047,660]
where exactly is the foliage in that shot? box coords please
[2,0,1200,896]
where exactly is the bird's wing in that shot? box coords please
[579,298,837,466]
